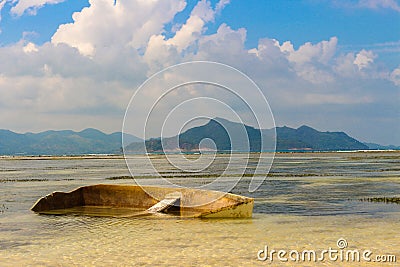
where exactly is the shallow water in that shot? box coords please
[0,152,399,266]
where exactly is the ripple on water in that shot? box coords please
[0,152,399,266]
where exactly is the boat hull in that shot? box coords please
[31,184,254,218]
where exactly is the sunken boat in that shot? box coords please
[31,184,254,218]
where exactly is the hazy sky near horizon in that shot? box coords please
[0,0,399,145]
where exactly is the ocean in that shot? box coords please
[0,152,399,266]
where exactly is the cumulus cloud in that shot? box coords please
[282,37,338,65]
[353,49,377,70]
[0,0,398,144]
[390,67,400,85]
[253,37,339,84]
[166,0,214,51]
[143,0,230,70]
[196,23,247,61]
[22,42,38,53]
[51,0,187,56]
[0,36,146,134]
[334,53,359,77]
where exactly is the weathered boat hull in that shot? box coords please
[31,184,254,218]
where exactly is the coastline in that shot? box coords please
[1,149,399,160]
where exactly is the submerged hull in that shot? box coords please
[31,184,254,218]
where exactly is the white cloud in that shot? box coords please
[215,0,230,13]
[333,0,400,12]
[277,41,294,54]
[197,23,247,59]
[0,0,7,32]
[10,0,65,16]
[390,67,400,86]
[0,0,398,144]
[0,0,64,32]
[23,42,38,53]
[166,15,205,51]
[143,0,231,70]
[283,37,338,65]
[334,53,359,77]
[165,0,214,52]
[51,0,187,56]
[353,49,377,70]
[259,37,338,84]
[143,34,180,72]
[358,0,400,11]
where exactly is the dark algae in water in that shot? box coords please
[361,197,400,204]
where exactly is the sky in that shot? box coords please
[0,0,399,145]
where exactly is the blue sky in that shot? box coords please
[0,0,399,145]
[2,1,399,47]
[2,1,399,55]
[0,1,88,44]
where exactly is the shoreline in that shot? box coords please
[1,149,399,160]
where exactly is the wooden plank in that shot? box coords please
[147,192,181,213]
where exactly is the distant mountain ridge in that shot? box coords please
[1,119,396,155]
[363,142,400,150]
[0,128,140,155]
[274,125,367,151]
[125,118,371,153]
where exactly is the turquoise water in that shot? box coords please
[0,152,399,266]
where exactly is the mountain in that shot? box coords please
[0,128,141,155]
[274,125,368,151]
[125,118,369,153]
[176,117,262,151]
[364,142,400,150]
[1,119,387,155]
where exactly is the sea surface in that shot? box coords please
[0,152,399,266]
